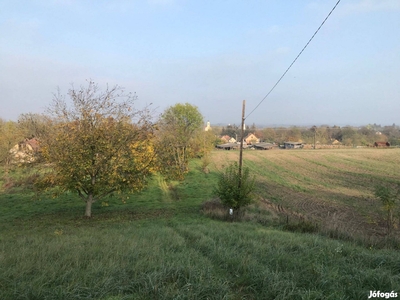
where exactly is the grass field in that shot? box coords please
[1,148,399,299]
[210,148,400,241]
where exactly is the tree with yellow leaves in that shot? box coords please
[38,81,155,217]
[0,119,22,165]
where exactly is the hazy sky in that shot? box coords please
[1,0,399,126]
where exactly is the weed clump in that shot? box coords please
[284,219,319,233]
[201,198,244,221]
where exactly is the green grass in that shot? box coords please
[1,217,399,299]
[1,149,400,299]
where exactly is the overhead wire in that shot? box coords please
[245,0,341,120]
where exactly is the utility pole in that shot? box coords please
[312,125,317,149]
[238,100,246,189]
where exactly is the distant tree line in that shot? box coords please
[218,123,400,146]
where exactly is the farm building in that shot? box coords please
[374,141,390,147]
[253,143,274,150]
[284,142,304,149]
[216,143,239,150]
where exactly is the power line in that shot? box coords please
[245,0,341,120]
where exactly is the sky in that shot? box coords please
[1,0,399,127]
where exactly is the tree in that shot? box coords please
[331,126,342,141]
[0,119,22,165]
[192,130,218,173]
[286,126,302,142]
[220,124,239,139]
[38,81,155,217]
[310,126,317,149]
[156,103,204,180]
[261,128,276,143]
[274,127,288,145]
[341,126,360,146]
[17,113,50,139]
[316,126,329,145]
[213,162,255,213]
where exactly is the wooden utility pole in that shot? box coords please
[311,125,317,149]
[238,100,246,189]
[313,126,317,149]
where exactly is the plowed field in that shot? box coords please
[211,148,400,237]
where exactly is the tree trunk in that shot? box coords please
[85,194,94,218]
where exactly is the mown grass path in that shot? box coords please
[1,217,399,299]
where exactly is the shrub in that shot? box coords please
[213,162,255,211]
[375,184,399,234]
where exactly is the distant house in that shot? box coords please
[244,133,260,145]
[220,135,231,143]
[374,141,390,147]
[253,142,274,150]
[284,141,303,149]
[228,137,237,143]
[216,143,239,150]
[9,138,39,163]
